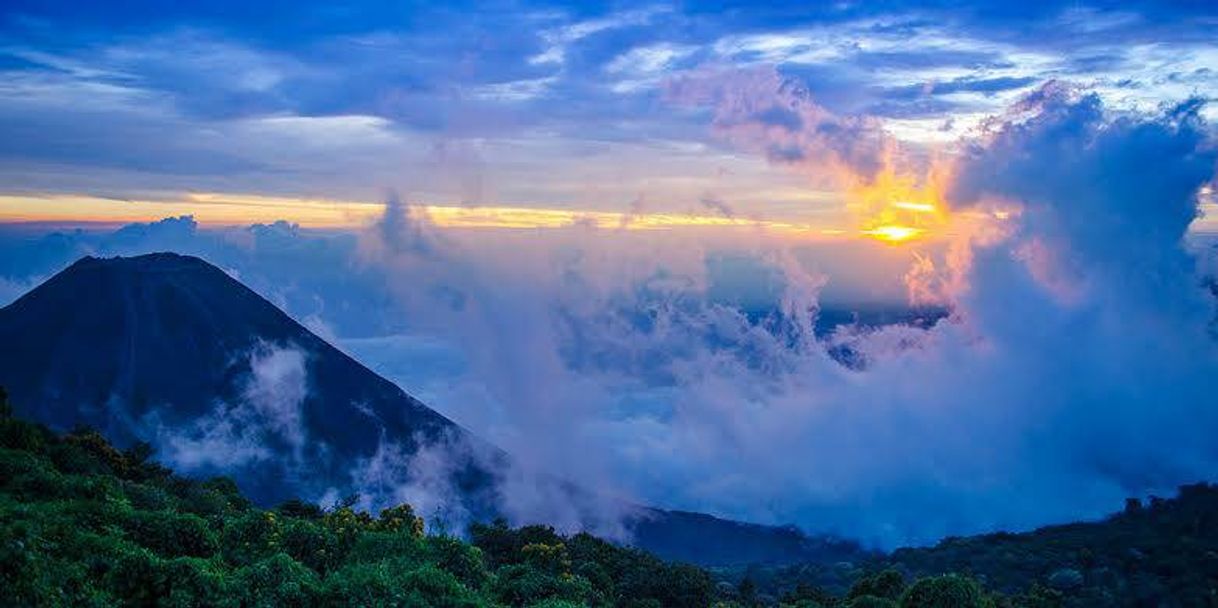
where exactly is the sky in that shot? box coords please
[3,1,1218,548]
[0,0,1216,231]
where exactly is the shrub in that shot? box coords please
[521,542,571,575]
[41,498,132,533]
[175,482,242,519]
[901,574,991,608]
[374,503,425,536]
[0,420,51,454]
[124,510,219,558]
[123,481,174,511]
[231,552,321,608]
[528,600,586,608]
[346,530,424,565]
[281,518,342,574]
[221,511,282,566]
[105,547,170,605]
[850,595,899,608]
[278,498,324,520]
[493,563,597,607]
[427,535,490,590]
[159,557,231,608]
[324,560,481,608]
[848,569,905,601]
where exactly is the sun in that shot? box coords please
[846,169,948,244]
[863,224,923,242]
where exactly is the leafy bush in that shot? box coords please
[848,569,905,601]
[428,535,491,590]
[900,574,991,608]
[324,560,481,607]
[850,595,899,608]
[492,562,598,606]
[221,511,282,566]
[281,517,342,574]
[124,509,219,558]
[232,552,321,607]
[159,556,230,607]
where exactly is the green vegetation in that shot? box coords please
[880,486,1218,606]
[717,484,1218,607]
[0,388,714,607]
[3,384,1215,606]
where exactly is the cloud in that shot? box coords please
[665,65,891,184]
[346,429,478,531]
[2,1,1215,206]
[155,342,311,472]
[0,274,39,307]
[333,85,1218,549]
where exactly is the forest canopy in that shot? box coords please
[3,387,1216,607]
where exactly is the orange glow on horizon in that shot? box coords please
[0,191,956,243]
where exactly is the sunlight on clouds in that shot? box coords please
[428,206,853,237]
[861,225,922,243]
[882,114,989,143]
[845,166,950,244]
[1194,185,1218,234]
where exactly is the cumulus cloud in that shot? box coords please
[666,66,892,185]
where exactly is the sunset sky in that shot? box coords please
[1,1,1216,236]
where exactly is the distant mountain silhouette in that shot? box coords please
[0,252,866,566]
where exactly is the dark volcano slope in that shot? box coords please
[0,252,865,566]
[0,252,501,509]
